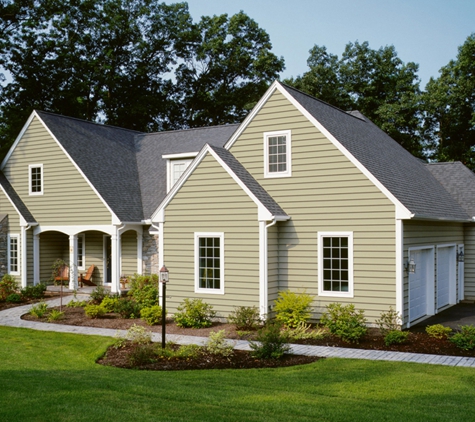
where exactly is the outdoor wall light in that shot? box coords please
[405,258,416,274]
[457,250,465,263]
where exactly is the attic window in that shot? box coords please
[264,130,291,178]
[29,164,43,195]
[163,152,198,192]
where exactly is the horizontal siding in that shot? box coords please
[83,231,106,285]
[164,153,260,317]
[39,232,69,282]
[403,220,464,324]
[0,189,20,229]
[3,117,112,225]
[230,89,397,323]
[463,224,475,300]
[121,230,137,278]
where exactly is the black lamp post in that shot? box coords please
[159,265,169,349]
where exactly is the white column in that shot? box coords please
[69,235,78,290]
[20,226,27,288]
[395,219,404,323]
[158,221,164,306]
[111,230,120,293]
[137,230,143,275]
[258,220,267,319]
[33,233,40,285]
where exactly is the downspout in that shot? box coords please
[259,218,278,319]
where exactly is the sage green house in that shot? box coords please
[1,81,474,327]
[152,81,475,327]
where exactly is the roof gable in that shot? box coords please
[0,172,36,225]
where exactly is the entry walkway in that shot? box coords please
[1,293,475,368]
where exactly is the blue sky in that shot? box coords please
[180,0,474,89]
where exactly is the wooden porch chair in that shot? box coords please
[78,264,95,287]
[54,265,69,284]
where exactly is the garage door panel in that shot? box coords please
[409,249,432,322]
[437,246,455,310]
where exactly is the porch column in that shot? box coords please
[137,231,143,275]
[158,221,164,306]
[69,235,78,290]
[110,230,121,293]
[20,225,27,288]
[258,220,268,319]
[33,233,40,285]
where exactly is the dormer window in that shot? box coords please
[29,164,43,195]
[264,130,291,178]
[163,152,197,192]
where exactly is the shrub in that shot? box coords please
[128,343,157,366]
[274,290,313,328]
[140,305,163,326]
[129,283,158,309]
[84,304,106,319]
[450,325,475,350]
[249,321,290,359]
[125,324,152,345]
[426,324,453,339]
[320,303,367,343]
[29,302,48,318]
[206,330,234,357]
[284,322,327,341]
[155,343,201,359]
[21,283,46,300]
[89,285,109,304]
[376,307,402,336]
[174,298,216,328]
[101,295,120,312]
[128,273,158,292]
[47,309,64,322]
[6,293,22,303]
[0,275,19,301]
[384,330,409,346]
[115,297,141,319]
[66,299,88,308]
[228,306,261,330]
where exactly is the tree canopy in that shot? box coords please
[284,41,424,157]
[0,0,284,159]
[424,33,475,168]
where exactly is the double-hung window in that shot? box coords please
[318,232,353,297]
[195,233,224,294]
[8,234,20,275]
[264,130,291,178]
[29,164,43,195]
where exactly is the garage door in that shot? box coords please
[409,248,433,322]
[437,245,455,310]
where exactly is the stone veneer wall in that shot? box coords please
[142,228,159,275]
[0,215,7,279]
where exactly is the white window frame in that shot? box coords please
[318,232,354,298]
[194,232,224,295]
[77,234,85,271]
[167,159,193,192]
[264,130,291,178]
[29,164,44,195]
[8,234,20,275]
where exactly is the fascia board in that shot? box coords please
[0,111,37,170]
[224,81,280,150]
[33,112,121,224]
[274,83,414,220]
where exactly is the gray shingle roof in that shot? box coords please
[36,111,239,221]
[0,171,36,223]
[37,111,144,222]
[135,125,239,218]
[209,145,288,218]
[280,84,471,221]
[426,162,475,218]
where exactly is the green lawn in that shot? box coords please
[1,326,475,422]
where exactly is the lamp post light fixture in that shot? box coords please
[159,265,169,349]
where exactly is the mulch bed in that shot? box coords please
[15,302,475,370]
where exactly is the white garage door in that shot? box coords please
[409,248,433,322]
[437,245,455,310]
